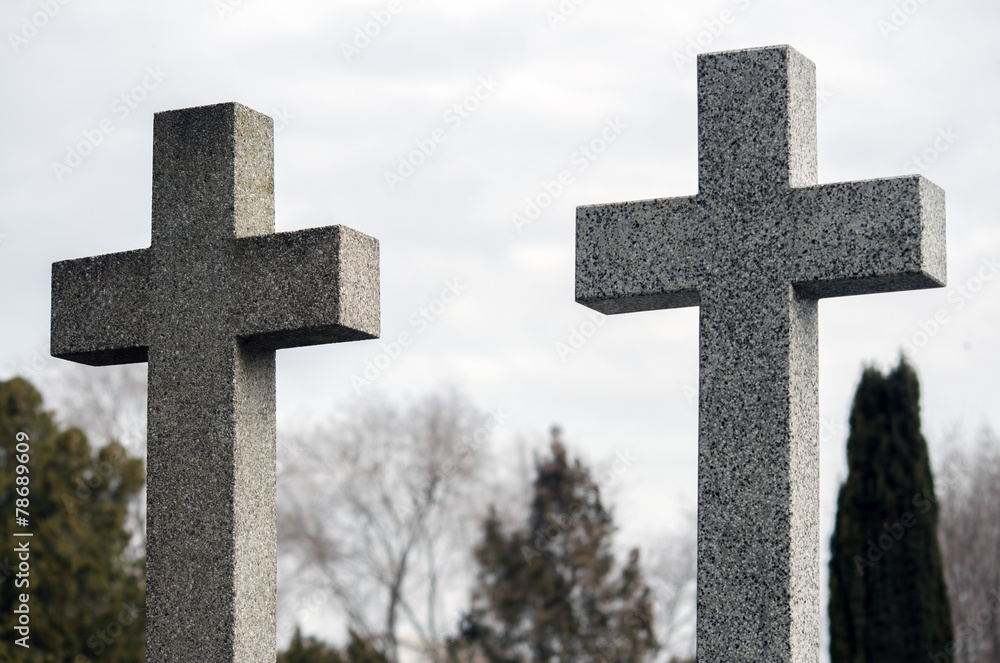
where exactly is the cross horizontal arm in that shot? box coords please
[50,248,150,365]
[791,175,946,297]
[232,225,380,349]
[576,195,706,314]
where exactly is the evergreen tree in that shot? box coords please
[0,377,145,661]
[277,627,387,663]
[448,429,657,663]
[828,359,953,662]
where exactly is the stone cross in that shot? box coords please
[575,46,945,661]
[50,103,380,662]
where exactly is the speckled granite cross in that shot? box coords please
[50,102,380,662]
[575,46,945,661]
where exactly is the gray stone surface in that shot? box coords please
[576,45,945,661]
[50,102,379,662]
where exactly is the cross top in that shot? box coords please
[698,46,817,194]
[151,103,275,246]
[575,45,946,661]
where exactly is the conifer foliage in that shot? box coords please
[449,429,657,663]
[0,377,145,661]
[277,627,388,663]
[828,359,953,662]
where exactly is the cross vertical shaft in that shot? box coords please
[694,47,822,661]
[145,105,277,661]
[698,46,817,193]
[147,340,277,661]
[697,283,819,660]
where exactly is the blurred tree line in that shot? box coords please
[2,354,997,662]
[2,367,695,662]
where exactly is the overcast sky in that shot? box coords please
[2,0,998,656]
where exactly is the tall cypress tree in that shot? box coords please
[828,359,953,662]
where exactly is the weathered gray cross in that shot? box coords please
[51,103,380,662]
[576,46,945,661]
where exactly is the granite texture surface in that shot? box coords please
[575,45,946,661]
[50,102,379,662]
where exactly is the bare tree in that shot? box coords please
[937,429,1000,663]
[643,509,697,662]
[40,362,147,456]
[277,390,507,662]
[38,362,148,553]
